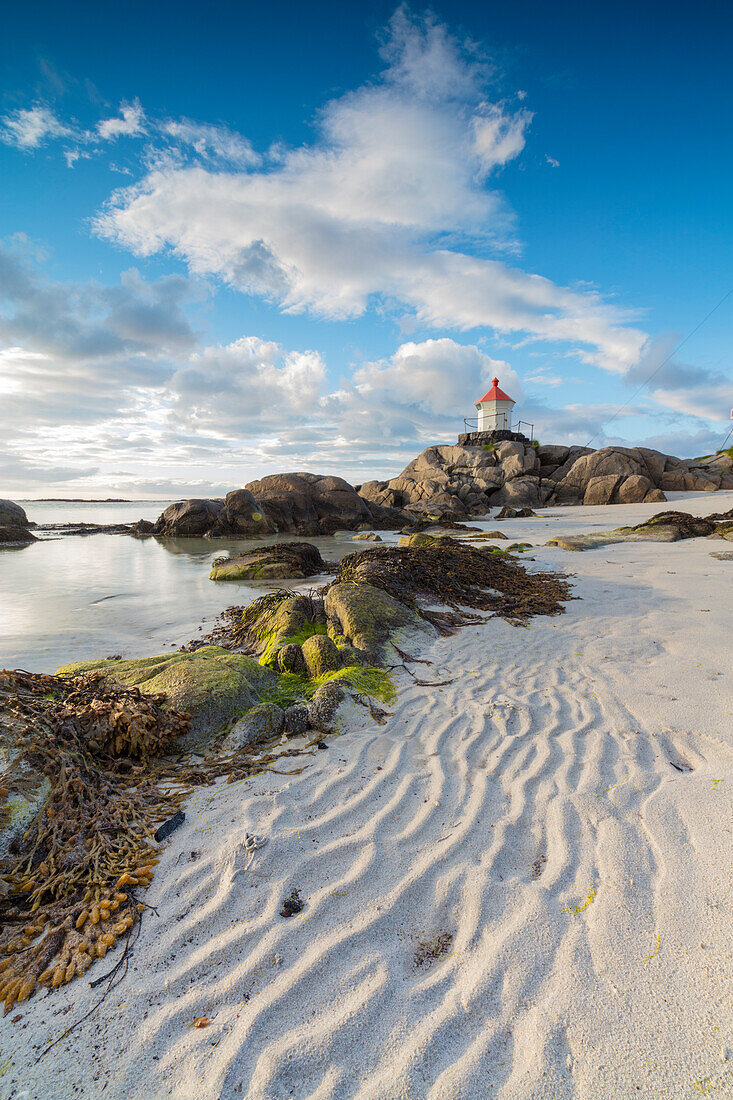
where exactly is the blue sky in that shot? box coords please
[1,0,731,498]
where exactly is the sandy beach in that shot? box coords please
[2,492,732,1100]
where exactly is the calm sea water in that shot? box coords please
[1,501,384,674]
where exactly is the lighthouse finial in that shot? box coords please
[492,376,499,388]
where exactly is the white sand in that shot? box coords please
[3,492,732,1100]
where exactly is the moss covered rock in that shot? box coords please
[276,643,307,675]
[240,593,328,667]
[323,581,435,661]
[397,532,448,547]
[301,634,343,677]
[306,681,346,733]
[56,647,277,749]
[210,541,330,581]
[0,711,50,861]
[545,510,722,552]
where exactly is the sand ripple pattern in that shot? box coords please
[4,538,732,1100]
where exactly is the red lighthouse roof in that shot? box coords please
[477,377,514,404]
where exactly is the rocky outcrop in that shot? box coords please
[358,443,733,520]
[323,582,436,662]
[148,446,733,541]
[223,703,285,752]
[244,473,403,535]
[153,498,227,538]
[0,499,37,545]
[151,473,407,538]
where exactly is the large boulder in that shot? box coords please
[56,647,277,749]
[222,489,276,536]
[616,474,655,504]
[494,476,543,508]
[0,499,36,545]
[245,473,377,535]
[548,446,676,506]
[496,441,539,480]
[301,634,343,678]
[583,475,623,505]
[154,498,225,537]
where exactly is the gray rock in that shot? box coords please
[223,488,276,535]
[224,703,285,752]
[306,682,346,732]
[536,444,570,467]
[583,475,623,505]
[495,476,543,507]
[616,474,654,504]
[283,704,310,735]
[154,498,225,537]
[0,499,36,544]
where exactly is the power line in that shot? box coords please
[585,286,733,448]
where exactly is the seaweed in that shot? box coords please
[335,538,573,632]
[0,670,188,1014]
[0,667,322,1014]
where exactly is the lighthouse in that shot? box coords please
[475,378,515,432]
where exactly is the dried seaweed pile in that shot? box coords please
[55,673,189,759]
[0,669,320,1015]
[337,538,573,631]
[0,670,191,1013]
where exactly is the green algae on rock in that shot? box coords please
[56,647,276,749]
[210,541,332,582]
[324,581,436,661]
[397,532,449,547]
[237,592,329,668]
[300,633,343,677]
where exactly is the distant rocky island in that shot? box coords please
[2,442,732,545]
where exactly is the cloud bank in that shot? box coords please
[1,8,730,496]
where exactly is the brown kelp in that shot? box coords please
[0,668,318,1014]
[335,538,573,630]
[0,670,188,1013]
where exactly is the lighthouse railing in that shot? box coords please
[462,417,535,440]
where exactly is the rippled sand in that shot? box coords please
[4,493,732,1099]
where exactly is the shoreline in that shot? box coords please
[1,495,731,1098]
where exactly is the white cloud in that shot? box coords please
[162,118,259,166]
[169,337,326,433]
[93,9,648,377]
[97,100,146,140]
[0,105,72,149]
[473,104,532,172]
[352,338,520,416]
[625,337,733,423]
[545,154,560,168]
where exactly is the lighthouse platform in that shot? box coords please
[458,428,530,447]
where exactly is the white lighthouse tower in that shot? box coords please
[475,377,515,431]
